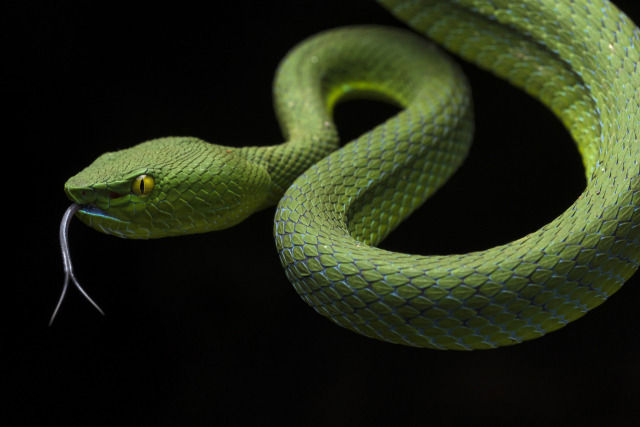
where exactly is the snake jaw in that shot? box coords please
[75,204,143,239]
[64,185,133,235]
[78,204,117,220]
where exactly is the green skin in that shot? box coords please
[65,1,640,350]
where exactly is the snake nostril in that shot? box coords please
[109,191,122,199]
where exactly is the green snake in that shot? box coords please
[58,0,640,350]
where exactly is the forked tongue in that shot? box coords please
[50,204,105,325]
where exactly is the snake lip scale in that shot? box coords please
[78,204,114,220]
[57,2,640,350]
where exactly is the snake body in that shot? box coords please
[62,0,640,349]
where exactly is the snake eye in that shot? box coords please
[131,174,154,196]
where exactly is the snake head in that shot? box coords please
[64,137,271,238]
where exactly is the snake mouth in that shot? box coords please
[78,204,116,220]
[75,203,152,238]
[76,203,131,230]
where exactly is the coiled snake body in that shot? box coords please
[60,0,640,350]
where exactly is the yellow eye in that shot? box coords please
[131,174,154,196]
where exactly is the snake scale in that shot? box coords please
[59,0,640,350]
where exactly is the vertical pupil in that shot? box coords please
[139,178,145,194]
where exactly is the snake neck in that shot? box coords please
[237,25,446,209]
[238,128,340,209]
[236,27,348,208]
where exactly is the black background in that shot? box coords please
[7,1,640,425]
